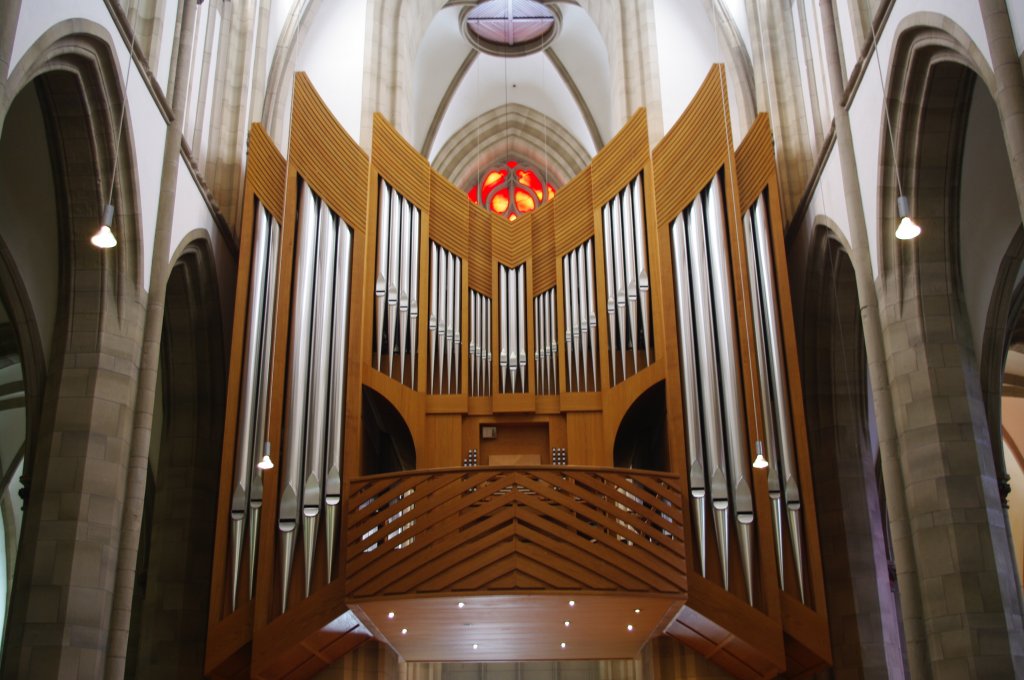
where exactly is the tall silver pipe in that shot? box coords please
[279,184,319,612]
[577,246,590,390]
[485,297,492,395]
[230,206,270,611]
[534,296,541,393]
[408,210,421,390]
[744,209,785,594]
[445,251,456,393]
[611,195,628,381]
[499,266,508,392]
[375,181,390,370]
[436,248,447,392]
[601,205,618,384]
[249,216,281,600]
[753,197,805,601]
[507,265,519,391]
[585,241,598,388]
[397,201,412,384]
[516,265,526,390]
[300,201,336,597]
[324,220,352,583]
[454,257,462,393]
[549,290,557,393]
[631,178,652,366]
[622,185,640,374]
[705,176,755,604]
[563,257,575,391]
[570,251,582,391]
[470,291,478,395]
[386,191,402,377]
[671,212,708,577]
[686,194,732,590]
[428,242,438,392]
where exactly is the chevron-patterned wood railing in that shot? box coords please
[345,467,686,600]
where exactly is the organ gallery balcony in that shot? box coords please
[344,466,686,661]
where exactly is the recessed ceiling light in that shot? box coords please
[564,620,570,627]
[458,602,465,608]
[627,624,634,632]
[634,608,641,614]
[473,643,479,650]
[560,642,566,649]
[401,628,408,635]
[387,612,395,619]
[568,600,575,607]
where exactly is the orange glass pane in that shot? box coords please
[491,189,510,214]
[508,213,518,222]
[468,186,478,203]
[514,188,536,213]
[482,170,506,194]
[546,184,556,199]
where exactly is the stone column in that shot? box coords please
[979,0,1024,225]
[817,0,928,674]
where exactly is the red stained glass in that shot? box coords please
[468,160,556,221]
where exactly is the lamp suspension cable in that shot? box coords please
[867,10,919,240]
[93,8,141,249]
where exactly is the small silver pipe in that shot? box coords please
[397,200,412,384]
[470,291,477,395]
[622,185,640,375]
[570,250,583,391]
[428,242,438,392]
[435,248,447,392]
[386,192,402,377]
[585,241,598,389]
[485,297,492,395]
[445,250,456,393]
[499,266,508,392]
[631,178,652,366]
[611,195,628,381]
[601,204,618,385]
[534,296,541,393]
[516,265,526,391]
[375,181,390,370]
[408,209,421,390]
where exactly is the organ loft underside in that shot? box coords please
[205,66,832,680]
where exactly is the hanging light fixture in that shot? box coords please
[257,442,274,470]
[752,441,769,469]
[868,14,919,241]
[93,11,142,249]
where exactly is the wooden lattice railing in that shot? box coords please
[344,467,687,600]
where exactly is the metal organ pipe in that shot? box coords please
[683,194,732,590]
[498,263,526,393]
[375,182,390,370]
[428,243,462,394]
[751,196,805,601]
[630,178,652,364]
[562,240,598,392]
[516,265,527,390]
[469,290,492,396]
[670,212,708,578]
[705,176,756,604]
[230,205,270,611]
[279,184,319,612]
[535,289,557,395]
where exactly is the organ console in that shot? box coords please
[205,66,831,679]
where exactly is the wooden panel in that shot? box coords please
[590,108,649,208]
[565,412,605,467]
[372,113,430,209]
[652,65,731,228]
[530,202,557,291]
[354,594,682,662]
[491,211,531,264]
[423,414,462,469]
[248,123,287,221]
[429,170,470,257]
[479,422,548,464]
[553,167,594,255]
[468,207,493,294]
[289,73,369,230]
[734,114,775,211]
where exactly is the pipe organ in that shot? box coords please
[207,69,830,680]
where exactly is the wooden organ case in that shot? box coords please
[205,67,831,679]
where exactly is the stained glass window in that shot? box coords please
[468,161,556,221]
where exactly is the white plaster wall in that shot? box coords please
[836,0,859,78]
[844,0,991,278]
[411,7,470,150]
[266,0,294,85]
[805,151,855,252]
[652,0,748,142]
[1009,0,1024,57]
[156,0,177,91]
[429,50,595,163]
[959,83,1020,362]
[547,4,612,144]
[292,0,367,140]
[721,0,752,56]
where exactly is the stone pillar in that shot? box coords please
[817,0,928,674]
